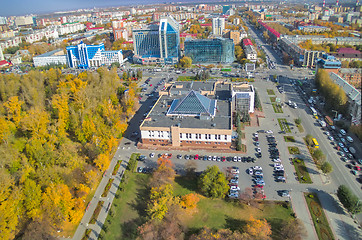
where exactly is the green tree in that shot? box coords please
[295,118,302,125]
[198,165,229,198]
[337,185,362,214]
[178,56,192,68]
[321,161,333,174]
[23,179,42,219]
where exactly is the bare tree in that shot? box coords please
[239,187,254,205]
[279,219,307,240]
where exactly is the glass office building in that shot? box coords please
[133,16,180,65]
[184,38,234,64]
[66,41,123,69]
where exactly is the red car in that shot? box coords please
[355,166,361,171]
[194,154,199,160]
[221,156,226,162]
[150,84,152,86]
[255,185,264,189]
[168,153,172,159]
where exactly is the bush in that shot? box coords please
[321,162,333,174]
[337,185,362,214]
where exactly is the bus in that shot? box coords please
[310,107,317,116]
[312,138,319,148]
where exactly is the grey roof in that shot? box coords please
[35,49,64,57]
[170,81,215,95]
[329,72,361,105]
[142,84,231,130]
[167,90,216,116]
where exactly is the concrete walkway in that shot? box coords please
[71,147,132,240]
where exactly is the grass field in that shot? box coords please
[278,118,291,133]
[99,173,150,240]
[288,146,300,155]
[304,193,335,240]
[177,76,197,81]
[100,174,295,239]
[292,158,313,184]
[284,136,295,142]
[272,103,284,113]
[267,89,275,95]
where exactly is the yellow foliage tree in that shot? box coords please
[20,108,50,140]
[94,153,110,172]
[245,215,272,240]
[3,96,24,126]
[52,93,70,138]
[85,169,98,190]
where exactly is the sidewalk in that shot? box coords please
[72,147,131,240]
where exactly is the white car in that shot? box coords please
[237,156,242,162]
[248,168,253,175]
[254,171,263,176]
[208,156,212,161]
[275,166,284,171]
[150,152,155,158]
[340,129,346,135]
[256,148,261,153]
[253,166,262,171]
[325,131,330,136]
[254,133,259,138]
[272,158,281,163]
[346,136,353,143]
[266,130,273,134]
[233,156,238,162]
[213,156,217,161]
[274,163,283,167]
[230,185,240,191]
[231,169,239,174]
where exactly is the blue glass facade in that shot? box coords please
[133,16,180,65]
[184,38,234,64]
[66,41,122,69]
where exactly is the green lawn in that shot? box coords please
[288,146,300,155]
[99,173,150,240]
[272,103,283,113]
[100,174,295,239]
[304,193,335,240]
[284,136,295,142]
[292,158,313,184]
[278,118,291,132]
[177,76,197,81]
[267,89,275,95]
[174,176,295,239]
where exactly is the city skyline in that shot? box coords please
[0,0,197,17]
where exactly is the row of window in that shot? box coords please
[180,133,227,140]
[181,141,228,145]
[148,131,171,138]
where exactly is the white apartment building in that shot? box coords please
[57,22,85,35]
[0,45,4,61]
[212,17,225,36]
[33,49,67,67]
[25,28,59,44]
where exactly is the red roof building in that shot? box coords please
[258,20,281,40]
[0,60,10,68]
[243,38,253,46]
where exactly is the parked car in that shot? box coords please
[278,190,290,197]
[346,136,353,143]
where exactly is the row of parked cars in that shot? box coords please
[266,134,286,183]
[228,167,241,199]
[248,166,267,199]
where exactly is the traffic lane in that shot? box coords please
[291,95,362,199]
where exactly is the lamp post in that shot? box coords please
[332,110,338,120]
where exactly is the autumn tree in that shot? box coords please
[178,56,192,68]
[244,215,272,240]
[198,165,229,198]
[3,96,23,126]
[149,158,175,188]
[146,183,174,221]
[23,179,42,219]
[180,193,200,209]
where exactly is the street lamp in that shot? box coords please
[332,110,338,120]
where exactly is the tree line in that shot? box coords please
[0,67,139,239]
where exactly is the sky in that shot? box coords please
[0,0,187,17]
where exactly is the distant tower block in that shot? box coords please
[336,0,339,6]
[323,0,326,7]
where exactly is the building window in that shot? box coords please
[208,134,211,139]
[180,133,182,138]
[196,134,198,139]
[225,135,227,140]
[205,134,208,139]
[214,134,217,140]
[218,135,221,140]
